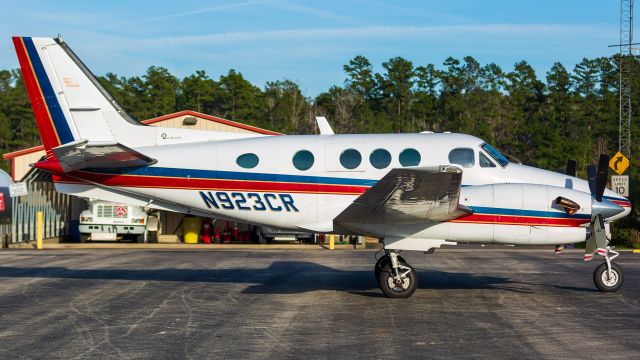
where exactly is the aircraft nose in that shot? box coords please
[592,198,625,219]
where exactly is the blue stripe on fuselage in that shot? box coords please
[84,167,379,186]
[469,206,591,219]
[23,37,74,144]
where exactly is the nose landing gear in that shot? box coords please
[375,251,418,298]
[593,247,624,292]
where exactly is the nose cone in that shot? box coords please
[602,189,632,221]
[592,198,625,219]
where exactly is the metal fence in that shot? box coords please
[10,169,83,243]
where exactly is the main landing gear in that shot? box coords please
[374,250,418,298]
[593,247,624,292]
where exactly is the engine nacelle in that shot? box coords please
[456,184,592,245]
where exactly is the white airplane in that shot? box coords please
[12,36,632,298]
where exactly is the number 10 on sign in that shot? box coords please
[611,175,629,197]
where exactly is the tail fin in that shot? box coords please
[12,36,141,152]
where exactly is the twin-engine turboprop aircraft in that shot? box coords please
[12,36,631,297]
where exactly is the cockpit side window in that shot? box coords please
[479,152,496,168]
[480,143,509,167]
[448,148,475,168]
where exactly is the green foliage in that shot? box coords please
[2,54,640,244]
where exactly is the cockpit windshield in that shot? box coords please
[480,143,509,167]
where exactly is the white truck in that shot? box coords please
[79,200,148,242]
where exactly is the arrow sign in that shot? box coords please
[609,151,630,175]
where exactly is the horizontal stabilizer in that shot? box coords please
[50,139,156,172]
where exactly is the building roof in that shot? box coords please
[3,145,45,160]
[142,110,280,135]
[3,110,281,160]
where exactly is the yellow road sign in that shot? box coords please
[609,151,630,175]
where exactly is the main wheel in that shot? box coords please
[593,262,624,292]
[378,260,418,298]
[374,254,406,281]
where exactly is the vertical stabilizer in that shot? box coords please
[12,36,148,152]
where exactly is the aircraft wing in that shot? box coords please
[50,139,157,172]
[334,166,471,226]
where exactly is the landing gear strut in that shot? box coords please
[587,215,624,292]
[375,250,417,298]
[593,247,624,292]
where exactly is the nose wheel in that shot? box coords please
[375,251,418,298]
[593,248,624,292]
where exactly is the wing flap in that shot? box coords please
[335,166,471,227]
[51,139,156,172]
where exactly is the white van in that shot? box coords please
[79,200,147,242]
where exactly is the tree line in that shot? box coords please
[1,54,639,245]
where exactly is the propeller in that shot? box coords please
[583,154,622,261]
[565,159,577,177]
[557,154,625,257]
[591,154,609,202]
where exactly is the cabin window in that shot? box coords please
[480,143,509,167]
[369,149,391,169]
[449,148,475,168]
[340,149,362,169]
[236,153,259,169]
[399,148,421,167]
[292,150,314,171]
[479,152,496,168]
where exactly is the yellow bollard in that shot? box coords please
[329,234,335,250]
[36,211,43,250]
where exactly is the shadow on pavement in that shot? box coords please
[0,261,516,295]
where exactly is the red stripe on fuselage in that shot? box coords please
[451,213,590,227]
[12,37,60,151]
[56,171,371,195]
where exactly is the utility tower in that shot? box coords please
[619,0,634,160]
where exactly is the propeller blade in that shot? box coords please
[565,159,577,177]
[594,154,609,202]
[587,164,597,196]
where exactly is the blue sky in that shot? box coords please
[0,0,625,96]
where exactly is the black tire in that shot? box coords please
[378,260,418,298]
[374,254,406,281]
[79,234,89,243]
[594,262,624,292]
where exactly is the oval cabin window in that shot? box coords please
[236,153,259,169]
[369,149,391,169]
[292,150,314,171]
[399,148,421,167]
[340,149,362,169]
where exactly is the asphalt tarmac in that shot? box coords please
[0,248,638,359]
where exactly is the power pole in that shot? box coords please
[619,0,634,160]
